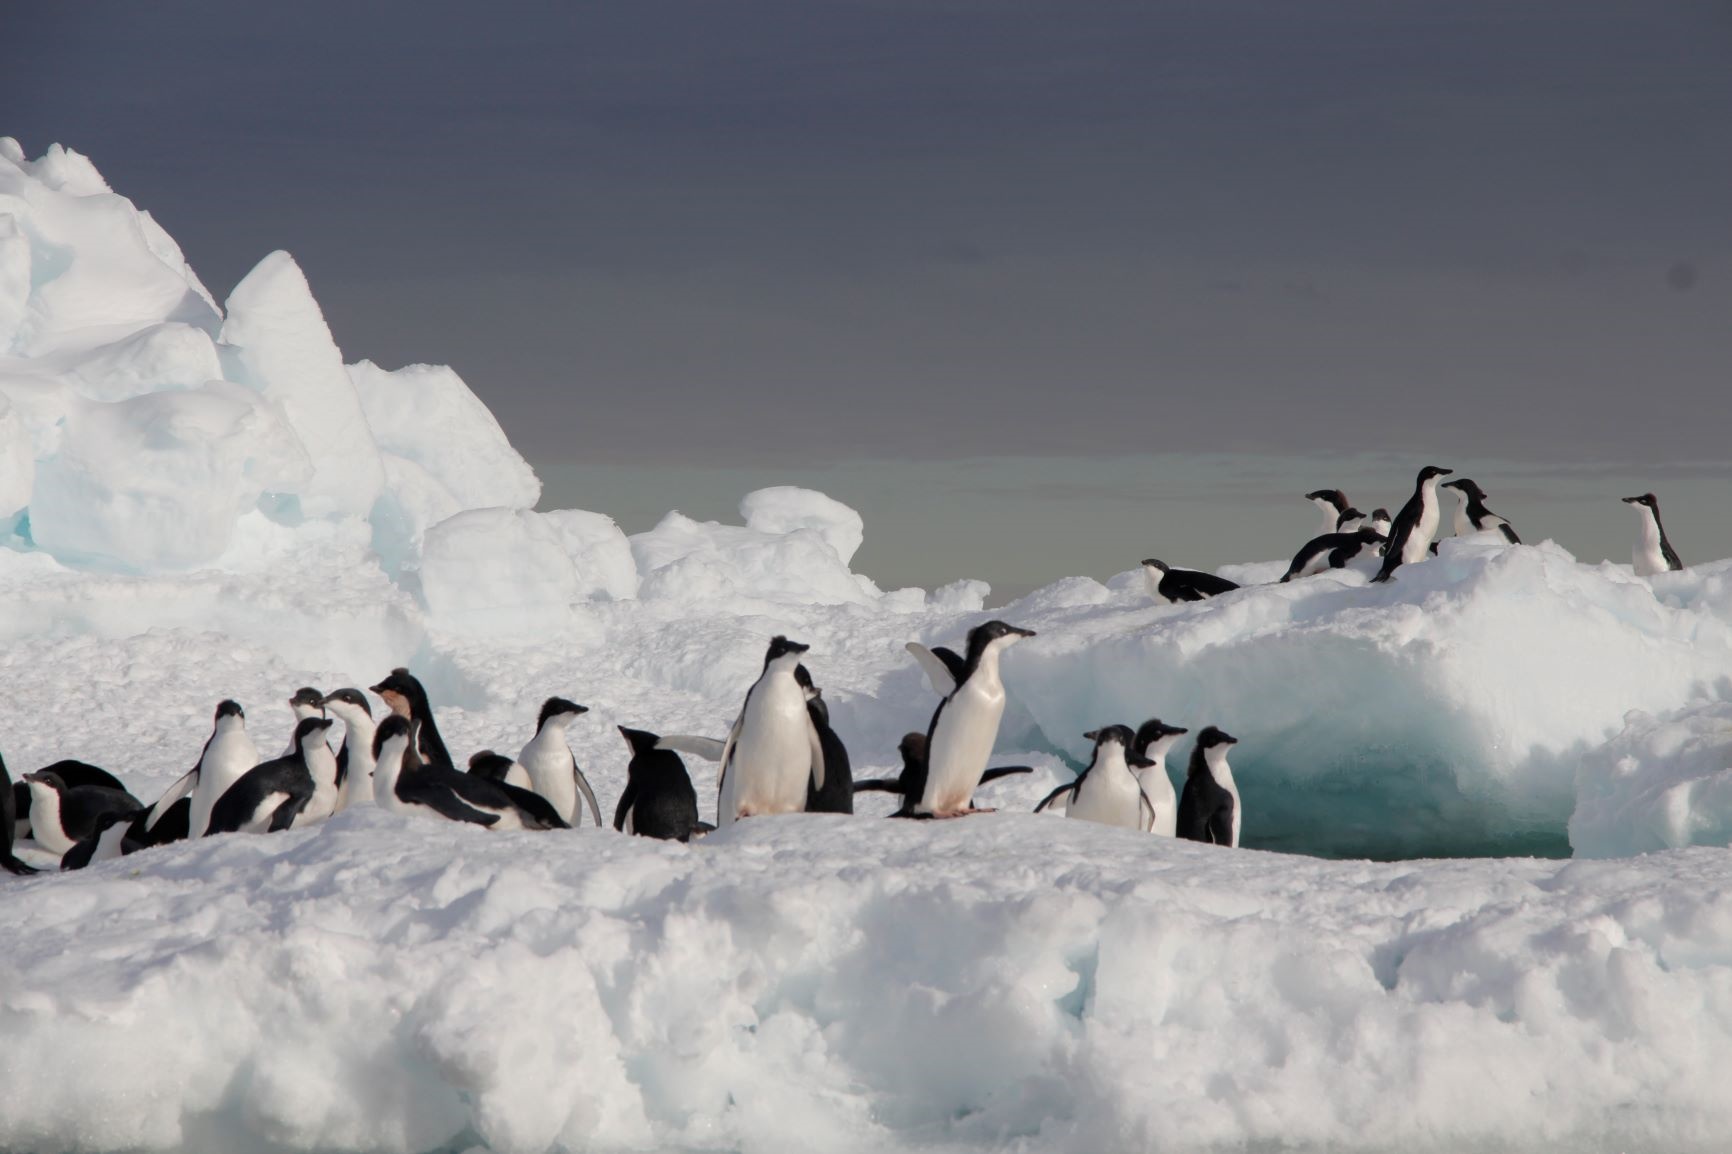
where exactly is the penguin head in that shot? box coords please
[292,717,334,752]
[1084,725,1135,752]
[1196,726,1238,750]
[22,770,68,795]
[1442,478,1486,501]
[320,688,373,719]
[288,687,325,717]
[1140,558,1169,573]
[1132,718,1188,759]
[966,620,1036,658]
[1623,493,1660,512]
[793,663,818,695]
[1305,488,1348,511]
[763,635,811,671]
[537,696,589,731]
[467,751,516,781]
[1335,507,1365,529]
[617,726,663,757]
[369,668,421,718]
[372,714,412,762]
[897,732,928,774]
[1417,465,1454,483]
[1371,508,1391,523]
[213,699,246,726]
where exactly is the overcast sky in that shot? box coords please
[6,1,1729,588]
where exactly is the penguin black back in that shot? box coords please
[1175,727,1240,846]
[795,665,853,814]
[616,727,706,841]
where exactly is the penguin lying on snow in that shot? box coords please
[372,717,570,830]
[2,752,39,875]
[1443,479,1520,544]
[1623,493,1682,575]
[615,727,711,841]
[204,717,339,835]
[852,732,1032,817]
[1371,465,1453,583]
[61,808,150,871]
[517,697,603,827]
[715,636,827,825]
[13,759,128,844]
[1034,726,1156,830]
[19,771,143,857]
[1175,727,1242,847]
[1279,526,1387,582]
[1142,559,1239,604]
[1130,718,1187,836]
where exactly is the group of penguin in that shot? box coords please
[1141,467,1685,605]
[1,466,1687,877]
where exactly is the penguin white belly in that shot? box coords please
[1066,765,1142,829]
[25,784,73,854]
[1136,768,1177,837]
[1452,503,1473,538]
[1403,500,1440,563]
[727,680,813,819]
[1218,769,1242,848]
[238,792,291,834]
[338,756,375,810]
[1634,515,1667,576]
[521,737,578,822]
[921,680,1006,814]
[190,730,258,837]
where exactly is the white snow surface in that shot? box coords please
[5,139,1732,1152]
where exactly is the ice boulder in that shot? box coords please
[0,392,30,530]
[219,251,384,519]
[28,381,311,570]
[0,210,29,349]
[632,490,880,607]
[739,485,865,565]
[1570,700,1732,858]
[542,508,639,600]
[415,507,583,636]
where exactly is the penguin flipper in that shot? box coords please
[978,765,1034,784]
[613,780,639,832]
[418,788,502,827]
[1137,787,1158,833]
[496,781,572,830]
[1207,799,1235,847]
[806,718,827,792]
[1033,781,1075,814]
[851,778,903,794]
[268,790,313,833]
[145,766,198,832]
[657,735,728,761]
[905,642,957,696]
[714,714,744,826]
[1498,522,1521,545]
[571,766,604,827]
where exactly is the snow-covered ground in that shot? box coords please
[5,139,1732,1152]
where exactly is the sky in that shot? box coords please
[5,1,1729,593]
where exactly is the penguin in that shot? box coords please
[1175,727,1242,847]
[60,808,150,871]
[1033,726,1155,830]
[1443,479,1521,544]
[467,751,528,785]
[1279,527,1387,582]
[2,751,39,875]
[851,732,1032,817]
[615,727,710,841]
[1129,718,1187,836]
[12,760,127,843]
[516,697,602,827]
[715,636,826,825]
[914,619,1036,817]
[370,717,571,830]
[795,665,853,814]
[1371,465,1454,583]
[319,688,377,810]
[1307,489,1352,536]
[204,718,338,835]
[1335,507,1367,534]
[151,699,261,840]
[280,687,325,755]
[1369,508,1392,536]
[370,668,454,768]
[19,771,144,857]
[1142,559,1239,604]
[1623,493,1682,575]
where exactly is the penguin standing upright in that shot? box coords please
[204,718,338,835]
[516,697,602,827]
[1443,479,1521,543]
[1,752,39,875]
[320,689,377,810]
[1033,726,1153,830]
[1623,493,1682,575]
[1142,559,1239,604]
[795,665,853,814]
[1306,489,1352,536]
[615,727,709,841]
[371,717,571,830]
[914,620,1035,817]
[369,668,454,768]
[1175,727,1242,847]
[851,732,1032,816]
[715,636,826,825]
[1371,466,1454,583]
[1129,718,1187,836]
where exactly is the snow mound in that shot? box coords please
[1571,699,1732,858]
[416,507,587,637]
[5,816,1732,1154]
[739,484,865,565]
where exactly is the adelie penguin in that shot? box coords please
[615,727,710,841]
[320,689,377,810]
[370,668,454,768]
[1443,479,1520,544]
[1279,527,1387,582]
[2,751,40,875]
[1034,725,1156,831]
[371,717,570,830]
[1371,465,1453,583]
[19,770,144,857]
[61,808,150,871]
[909,620,1035,817]
[715,636,826,825]
[852,731,1032,817]
[281,687,326,756]
[146,699,260,841]
[204,717,339,835]
[1130,718,1187,836]
[1175,727,1242,847]
[1143,559,1239,604]
[795,665,853,814]
[517,697,602,827]
[13,759,127,845]
[1623,493,1682,576]
[1306,489,1353,536]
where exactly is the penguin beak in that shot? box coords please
[1083,729,1100,742]
[1218,733,1239,745]
[1011,626,1037,638]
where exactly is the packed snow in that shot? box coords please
[4,139,1732,1152]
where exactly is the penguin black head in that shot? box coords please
[289,687,324,711]
[468,751,516,781]
[292,717,334,750]
[618,726,663,756]
[320,688,373,717]
[1442,478,1487,500]
[1083,724,1135,749]
[1132,718,1188,756]
[372,714,412,759]
[1622,493,1660,511]
[1195,726,1239,750]
[968,619,1037,646]
[22,770,68,794]
[793,663,816,691]
[1305,489,1349,511]
[537,696,589,729]
[898,731,928,771]
[763,635,811,669]
[1140,558,1169,573]
[1355,526,1387,542]
[214,699,245,723]
[369,668,423,718]
[1371,508,1390,521]
[1417,465,1454,482]
[1336,506,1365,524]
